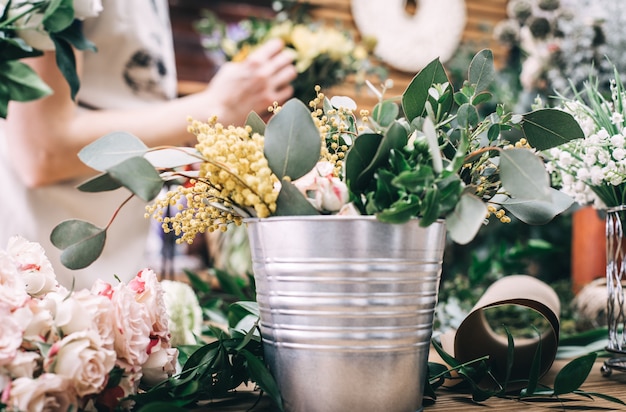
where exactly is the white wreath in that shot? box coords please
[351,0,467,73]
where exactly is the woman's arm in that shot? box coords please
[5,38,296,187]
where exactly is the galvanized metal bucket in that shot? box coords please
[245,216,446,412]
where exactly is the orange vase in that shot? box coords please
[571,206,605,294]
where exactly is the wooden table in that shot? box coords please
[198,358,626,411]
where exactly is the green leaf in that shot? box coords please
[446,193,487,244]
[522,332,543,396]
[212,267,248,301]
[107,156,164,202]
[456,103,479,130]
[240,349,283,410]
[345,132,382,191]
[402,57,450,121]
[392,167,434,193]
[273,179,320,216]
[521,109,585,150]
[471,92,492,106]
[500,188,574,225]
[52,19,97,52]
[355,121,409,189]
[499,148,551,201]
[246,111,266,135]
[371,99,399,128]
[376,196,421,223]
[50,219,106,270]
[135,403,189,412]
[78,132,149,171]
[0,60,52,102]
[76,172,123,192]
[42,0,74,33]
[468,49,495,94]
[553,353,597,396]
[576,391,626,405]
[51,36,80,100]
[264,98,321,180]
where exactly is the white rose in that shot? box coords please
[73,0,102,20]
[45,331,116,398]
[7,374,78,412]
[128,269,170,341]
[7,236,57,297]
[140,346,178,387]
[161,280,203,346]
[73,289,116,350]
[12,300,55,345]
[111,285,152,369]
[6,350,41,378]
[45,292,93,337]
[0,251,29,309]
[292,161,349,212]
[316,176,350,212]
[0,307,22,367]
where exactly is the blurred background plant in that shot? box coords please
[193,0,386,103]
[493,0,626,110]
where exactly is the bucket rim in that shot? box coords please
[243,215,445,225]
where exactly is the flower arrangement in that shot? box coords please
[493,0,626,106]
[49,49,584,269]
[544,68,626,208]
[193,1,383,102]
[0,236,178,412]
[0,0,101,117]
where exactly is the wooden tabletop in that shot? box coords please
[196,357,626,411]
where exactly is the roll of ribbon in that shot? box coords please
[440,275,560,384]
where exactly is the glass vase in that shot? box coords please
[602,205,626,376]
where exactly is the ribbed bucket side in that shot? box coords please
[246,216,446,412]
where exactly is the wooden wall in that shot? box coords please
[169,0,509,110]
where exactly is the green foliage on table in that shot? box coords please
[427,332,625,406]
[126,301,283,412]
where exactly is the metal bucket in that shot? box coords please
[245,216,446,412]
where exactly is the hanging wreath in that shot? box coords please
[351,0,467,73]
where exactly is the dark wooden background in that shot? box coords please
[168,0,509,109]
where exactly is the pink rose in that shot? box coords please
[6,351,41,378]
[292,162,349,212]
[0,252,28,310]
[12,300,55,346]
[73,289,116,351]
[128,269,170,341]
[110,285,152,369]
[140,346,179,387]
[45,331,116,398]
[4,374,78,412]
[6,236,57,298]
[0,307,22,367]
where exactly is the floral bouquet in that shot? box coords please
[544,68,626,209]
[0,0,101,117]
[0,236,177,412]
[49,49,584,269]
[493,0,624,107]
[194,2,382,103]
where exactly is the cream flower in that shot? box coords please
[45,330,116,398]
[0,307,22,367]
[6,373,78,412]
[109,284,152,369]
[6,235,57,298]
[6,351,41,379]
[140,346,178,387]
[0,251,28,310]
[161,280,203,347]
[128,269,170,341]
